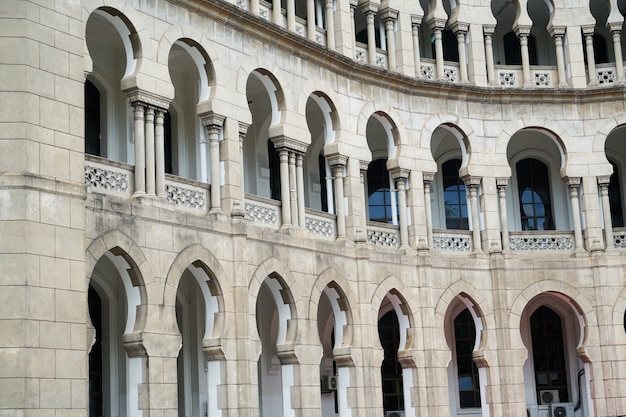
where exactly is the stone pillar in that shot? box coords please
[286,0,295,31]
[361,3,378,65]
[609,23,625,82]
[497,178,510,251]
[550,26,567,87]
[328,155,348,238]
[296,153,306,228]
[516,26,532,87]
[145,107,156,195]
[307,0,316,40]
[465,176,483,254]
[279,148,291,226]
[203,113,226,214]
[250,0,259,15]
[325,0,335,49]
[411,16,422,77]
[350,0,358,55]
[566,177,585,252]
[431,20,446,80]
[381,9,398,69]
[452,22,469,83]
[154,108,166,197]
[237,122,248,208]
[423,173,434,249]
[273,0,282,26]
[288,151,298,226]
[393,170,410,248]
[598,177,614,250]
[484,25,496,85]
[583,26,597,84]
[132,102,146,196]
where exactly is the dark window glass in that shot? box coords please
[608,160,624,227]
[268,140,281,201]
[454,309,481,408]
[530,306,569,403]
[164,111,173,175]
[319,153,329,213]
[85,79,101,156]
[367,159,395,223]
[503,32,538,65]
[430,29,460,62]
[516,158,554,230]
[88,286,103,417]
[379,310,404,413]
[442,159,469,230]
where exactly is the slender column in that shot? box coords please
[145,107,156,196]
[203,114,226,213]
[551,27,567,87]
[361,4,378,65]
[238,122,249,205]
[132,103,146,195]
[598,178,615,249]
[484,25,496,85]
[329,156,347,238]
[423,173,434,249]
[431,22,445,80]
[411,16,422,77]
[307,0,316,40]
[465,177,483,253]
[496,178,510,251]
[393,171,410,248]
[287,0,295,31]
[583,27,597,84]
[278,149,291,226]
[296,153,306,228]
[325,0,335,49]
[361,162,369,221]
[381,9,398,69]
[567,177,585,251]
[610,25,625,82]
[517,28,532,87]
[289,151,298,227]
[350,0,358,54]
[154,108,166,198]
[250,0,259,14]
[272,0,282,25]
[454,25,469,82]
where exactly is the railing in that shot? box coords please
[164,174,208,211]
[419,59,460,83]
[305,209,336,240]
[366,222,399,247]
[432,230,472,252]
[508,231,575,252]
[614,227,626,249]
[84,155,133,197]
[495,66,558,88]
[244,194,281,229]
[354,43,388,69]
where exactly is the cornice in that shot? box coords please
[168,0,626,106]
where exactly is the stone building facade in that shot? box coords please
[1,0,626,416]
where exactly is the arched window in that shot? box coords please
[516,158,554,230]
[367,159,395,223]
[85,79,101,156]
[503,32,538,65]
[442,159,468,230]
[530,306,569,403]
[268,140,281,201]
[379,310,404,414]
[608,160,624,227]
[454,309,481,409]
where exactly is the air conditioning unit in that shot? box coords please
[321,375,338,392]
[386,411,405,417]
[551,403,574,417]
[539,389,560,405]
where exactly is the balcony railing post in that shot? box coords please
[381,8,398,70]
[582,25,596,85]
[598,176,614,250]
[566,177,585,252]
[328,154,348,239]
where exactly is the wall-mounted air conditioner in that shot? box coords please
[385,411,405,417]
[321,375,338,392]
[550,403,574,417]
[539,389,560,405]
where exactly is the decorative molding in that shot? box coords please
[165,184,206,209]
[597,69,615,84]
[432,233,472,252]
[444,67,458,83]
[271,135,309,154]
[85,164,129,193]
[367,227,399,247]
[508,234,574,251]
[614,230,626,248]
[245,201,279,225]
[305,216,335,238]
[125,88,170,110]
[421,64,434,80]
[534,72,551,86]
[499,71,516,86]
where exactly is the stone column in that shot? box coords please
[307,0,316,40]
[238,122,248,207]
[430,20,446,80]
[288,151,298,227]
[286,0,295,31]
[350,0,358,54]
[279,148,291,226]
[598,177,614,250]
[516,26,532,87]
[328,155,348,238]
[325,0,335,49]
[272,0,282,26]
[583,26,597,84]
[296,153,306,228]
[154,108,166,198]
[609,23,625,82]
[566,177,585,252]
[145,107,156,195]
[393,170,410,248]
[453,23,469,83]
[550,26,567,87]
[132,102,146,196]
[465,176,483,254]
[411,16,422,77]
[381,9,398,69]
[203,114,226,214]
[484,25,496,85]
[250,0,259,15]
[423,173,434,249]
[360,162,369,222]
[361,3,378,65]
[497,178,510,251]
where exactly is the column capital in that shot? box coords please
[607,21,622,33]
[427,17,446,32]
[581,25,595,35]
[326,153,348,168]
[238,121,250,138]
[270,135,308,155]
[390,167,410,181]
[379,7,398,23]
[201,112,226,130]
[513,24,531,37]
[423,172,435,183]
[125,88,170,111]
[597,175,611,186]
[450,21,469,34]
[359,1,378,16]
[359,160,370,172]
[349,0,358,8]
[483,24,495,36]
[548,25,566,38]
[462,175,482,188]
[496,177,509,188]
[411,14,422,26]
[564,176,581,188]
